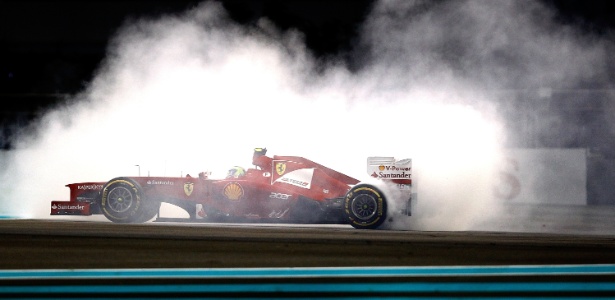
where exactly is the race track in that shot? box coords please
[2,206,615,298]
[1,217,615,269]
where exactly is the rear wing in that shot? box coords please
[367,157,412,183]
[368,157,415,216]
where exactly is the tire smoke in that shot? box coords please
[1,1,611,232]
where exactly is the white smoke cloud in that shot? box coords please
[353,0,614,231]
[360,0,610,89]
[1,0,611,231]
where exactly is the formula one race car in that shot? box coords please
[51,148,415,229]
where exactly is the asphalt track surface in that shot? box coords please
[1,218,615,269]
[2,216,615,298]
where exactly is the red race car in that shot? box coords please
[51,148,415,229]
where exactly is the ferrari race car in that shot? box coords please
[51,148,415,229]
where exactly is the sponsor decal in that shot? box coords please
[274,168,314,189]
[268,208,289,218]
[263,172,271,178]
[184,182,194,196]
[279,177,309,187]
[275,162,286,175]
[224,182,244,200]
[77,184,103,190]
[51,203,87,211]
[370,171,412,179]
[196,204,206,219]
[270,192,291,200]
[397,184,412,190]
[367,157,412,180]
[382,165,411,172]
[147,180,174,185]
[51,201,91,216]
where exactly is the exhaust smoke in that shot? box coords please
[1,0,611,232]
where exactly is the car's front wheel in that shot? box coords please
[100,177,148,223]
[343,184,387,229]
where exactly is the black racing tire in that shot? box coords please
[100,177,146,223]
[344,184,387,229]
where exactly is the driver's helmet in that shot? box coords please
[226,166,246,178]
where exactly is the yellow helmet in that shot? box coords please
[226,166,246,178]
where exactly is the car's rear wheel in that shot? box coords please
[344,184,387,229]
[100,177,148,223]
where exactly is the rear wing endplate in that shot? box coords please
[367,157,412,181]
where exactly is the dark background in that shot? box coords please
[0,0,375,142]
[2,0,615,205]
[1,0,614,149]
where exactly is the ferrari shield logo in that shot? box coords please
[184,182,194,196]
[276,162,286,175]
